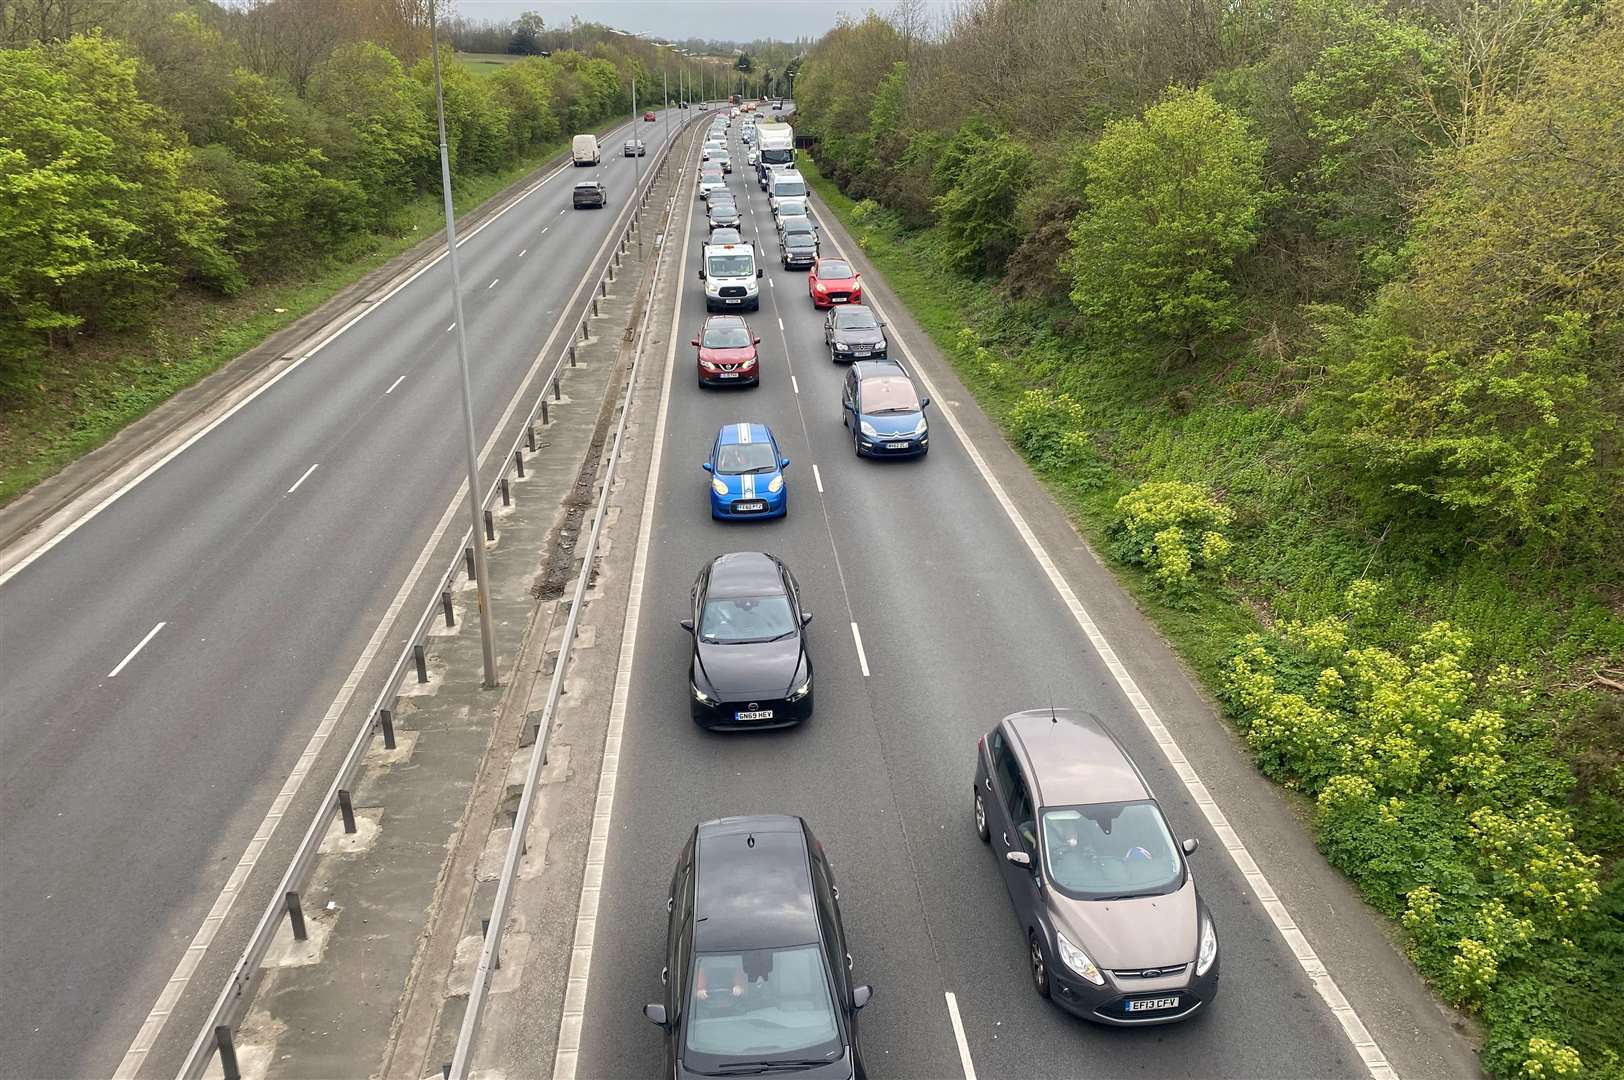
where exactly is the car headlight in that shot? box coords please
[767,474,784,494]
[691,680,717,706]
[711,477,728,496]
[1055,931,1106,986]
[859,421,879,439]
[786,672,811,701]
[1196,914,1218,976]
[833,341,850,352]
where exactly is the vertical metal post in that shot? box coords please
[541,399,550,426]
[484,509,495,541]
[514,449,525,477]
[338,789,357,834]
[216,1027,241,1080]
[430,3,497,688]
[379,708,396,750]
[500,477,510,506]
[442,590,456,627]
[414,644,428,683]
[464,546,477,580]
[526,425,536,451]
[552,376,562,401]
[285,892,307,941]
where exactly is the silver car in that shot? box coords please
[973,709,1219,1025]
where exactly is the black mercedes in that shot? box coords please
[683,552,813,729]
[823,305,887,362]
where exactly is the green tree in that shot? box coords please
[1067,87,1267,362]
[934,129,1029,275]
[412,47,510,177]
[307,41,434,220]
[508,11,544,56]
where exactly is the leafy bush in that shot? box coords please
[1110,481,1233,605]
[1222,588,1607,1076]
[1005,388,1104,484]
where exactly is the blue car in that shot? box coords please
[841,360,929,458]
[704,423,789,519]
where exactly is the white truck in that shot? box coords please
[571,134,600,166]
[698,242,762,312]
[754,122,795,176]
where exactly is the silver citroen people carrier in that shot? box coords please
[972,708,1219,1024]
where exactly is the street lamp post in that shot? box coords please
[632,78,642,260]
[428,3,499,688]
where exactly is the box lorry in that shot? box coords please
[571,134,600,166]
[755,122,795,176]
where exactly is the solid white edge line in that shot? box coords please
[818,225,1398,1080]
[850,622,869,678]
[812,464,823,493]
[114,118,660,1080]
[0,120,644,592]
[108,621,165,679]
[552,125,698,1080]
[944,992,979,1080]
[285,463,319,495]
[384,375,406,395]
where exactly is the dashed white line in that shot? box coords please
[558,208,567,216]
[519,248,527,257]
[542,226,550,234]
[812,464,823,493]
[446,322,456,333]
[944,993,979,1080]
[108,622,165,679]
[791,375,799,395]
[850,622,870,677]
[286,463,319,494]
[777,316,785,331]
[384,375,406,395]
[488,278,500,289]
[768,277,775,288]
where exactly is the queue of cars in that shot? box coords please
[641,108,1220,1079]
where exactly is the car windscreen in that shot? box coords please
[815,261,853,279]
[706,254,755,278]
[698,595,796,643]
[783,221,815,237]
[702,323,751,348]
[771,180,807,198]
[1041,802,1183,900]
[834,309,878,330]
[684,945,841,1067]
[716,442,778,474]
[859,378,919,415]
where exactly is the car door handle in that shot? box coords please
[984,776,992,791]
[1002,832,1011,847]
[661,966,669,986]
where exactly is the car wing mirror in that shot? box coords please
[919,396,930,409]
[701,462,714,473]
[800,611,813,625]
[679,618,695,632]
[852,984,873,1010]
[697,269,705,280]
[1005,850,1031,868]
[753,336,762,344]
[1182,837,1199,856]
[643,1002,668,1028]
[690,336,700,346]
[757,267,764,278]
[780,457,790,469]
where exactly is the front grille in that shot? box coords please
[1111,963,1189,980]
[719,286,747,298]
[826,292,850,303]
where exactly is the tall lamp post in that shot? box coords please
[428,2,499,688]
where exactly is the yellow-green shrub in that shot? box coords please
[1110,481,1233,605]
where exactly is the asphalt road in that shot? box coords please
[0,109,687,1080]
[574,120,1367,1078]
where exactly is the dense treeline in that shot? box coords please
[0,0,657,373]
[796,2,1622,1076]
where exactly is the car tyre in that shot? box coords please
[974,791,990,843]
[1029,932,1052,1000]
[853,425,863,458]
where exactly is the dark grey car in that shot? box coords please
[708,199,741,231]
[572,180,606,209]
[824,305,887,362]
[972,709,1219,1025]
[779,220,818,269]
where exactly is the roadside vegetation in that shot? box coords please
[796,2,1623,1075]
[0,1,673,503]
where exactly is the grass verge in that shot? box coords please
[804,158,1624,1079]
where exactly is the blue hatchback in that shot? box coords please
[704,423,789,519]
[841,360,929,458]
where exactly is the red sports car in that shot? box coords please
[808,258,862,308]
[691,315,761,387]
[644,111,657,122]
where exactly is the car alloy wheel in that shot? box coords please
[853,425,863,458]
[975,792,989,843]
[1029,932,1051,999]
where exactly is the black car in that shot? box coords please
[780,220,818,270]
[824,305,887,362]
[708,199,742,231]
[644,816,872,1078]
[572,180,606,209]
[683,552,813,729]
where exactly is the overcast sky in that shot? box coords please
[450,0,876,43]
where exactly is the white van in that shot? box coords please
[571,134,600,166]
[699,242,762,312]
[768,170,808,212]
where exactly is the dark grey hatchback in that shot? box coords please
[684,553,813,729]
[644,816,872,1078]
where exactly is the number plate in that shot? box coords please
[724,299,741,305]
[735,709,774,721]
[851,349,869,356]
[734,501,766,512]
[885,442,909,450]
[717,371,739,378]
[1126,996,1181,1013]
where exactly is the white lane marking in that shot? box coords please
[553,123,700,1080]
[108,622,165,679]
[519,248,527,257]
[812,464,823,493]
[384,375,406,395]
[944,992,979,1080]
[850,622,870,677]
[558,208,566,216]
[446,322,456,333]
[791,375,799,395]
[488,278,500,289]
[0,121,643,592]
[285,463,319,494]
[777,316,785,331]
[768,276,775,288]
[819,223,1397,1080]
[117,117,663,1080]
[542,227,549,235]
